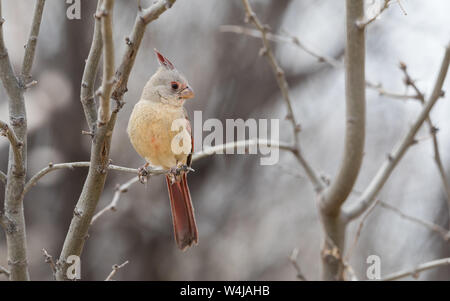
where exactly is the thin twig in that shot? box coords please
[42,248,57,279]
[0,265,10,278]
[398,62,450,211]
[366,80,420,101]
[0,120,23,172]
[220,25,341,68]
[91,178,138,225]
[105,260,129,281]
[345,199,380,262]
[378,201,450,241]
[23,161,143,196]
[289,248,307,281]
[241,0,324,193]
[382,257,450,281]
[344,43,450,221]
[0,170,6,184]
[356,0,391,29]
[20,0,46,85]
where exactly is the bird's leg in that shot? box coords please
[167,162,195,184]
[138,162,150,184]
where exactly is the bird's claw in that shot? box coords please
[138,166,149,184]
[167,165,194,184]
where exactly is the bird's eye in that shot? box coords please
[171,82,179,90]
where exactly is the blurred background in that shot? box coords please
[1,0,450,280]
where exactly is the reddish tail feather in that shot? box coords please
[166,173,198,250]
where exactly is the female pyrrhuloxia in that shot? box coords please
[127,50,197,250]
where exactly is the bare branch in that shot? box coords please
[241,0,324,193]
[356,0,391,29]
[23,161,140,196]
[398,62,450,211]
[320,0,366,215]
[192,139,294,161]
[20,0,45,85]
[345,199,380,262]
[97,0,114,126]
[220,25,341,68]
[42,248,56,279]
[366,80,420,101]
[289,248,307,281]
[378,201,450,241]
[0,120,23,173]
[344,43,450,221]
[105,260,129,281]
[382,257,450,281]
[80,0,103,130]
[0,265,10,278]
[0,170,6,184]
[91,178,138,225]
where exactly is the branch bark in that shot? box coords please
[23,161,138,196]
[316,0,366,281]
[0,0,45,281]
[80,0,103,131]
[97,0,114,126]
[344,43,450,221]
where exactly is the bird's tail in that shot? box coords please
[166,173,198,250]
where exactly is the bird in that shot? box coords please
[127,49,198,250]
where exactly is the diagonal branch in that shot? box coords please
[0,170,6,184]
[344,43,450,221]
[220,25,341,68]
[105,260,129,281]
[382,257,450,281]
[20,0,45,85]
[241,0,323,193]
[398,62,450,211]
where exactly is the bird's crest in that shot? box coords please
[154,49,175,70]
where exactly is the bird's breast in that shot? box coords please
[127,100,190,169]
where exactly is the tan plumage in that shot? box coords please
[127,50,198,250]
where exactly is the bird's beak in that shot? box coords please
[180,86,195,99]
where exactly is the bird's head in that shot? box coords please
[145,49,194,106]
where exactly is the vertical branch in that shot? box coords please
[80,0,103,131]
[0,0,46,281]
[320,0,366,216]
[97,0,114,126]
[318,0,366,281]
